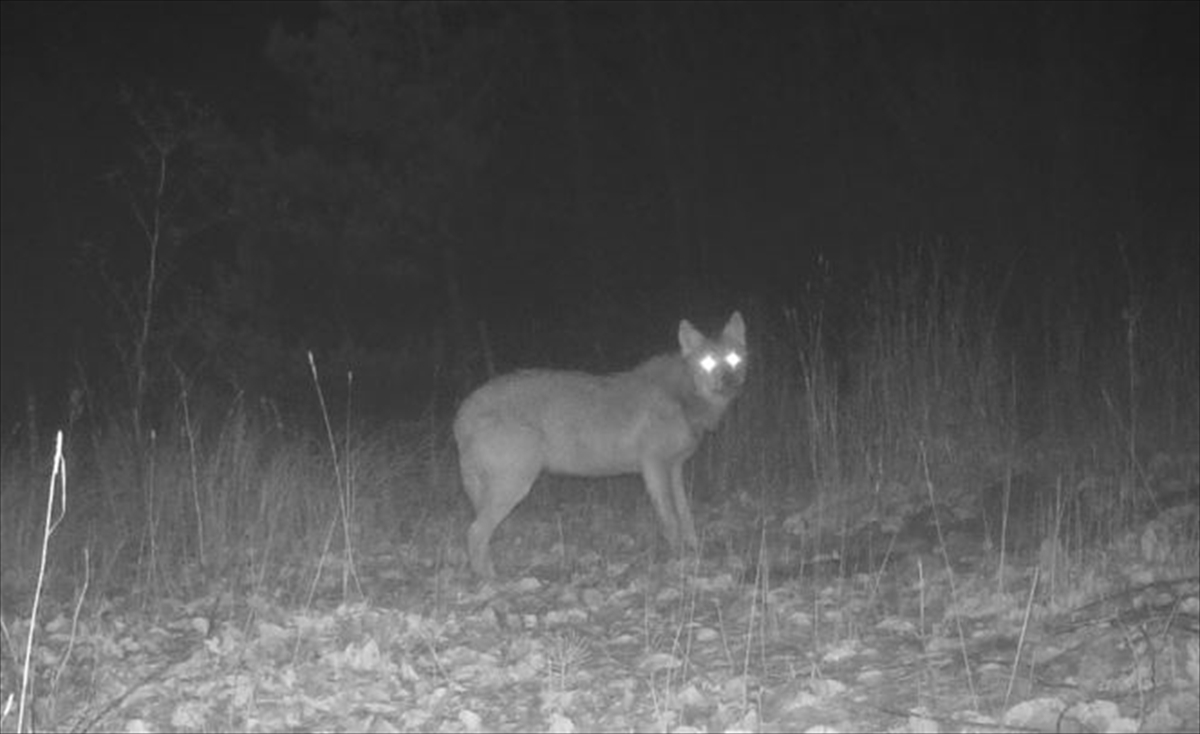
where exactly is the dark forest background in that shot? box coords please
[3,2,1196,425]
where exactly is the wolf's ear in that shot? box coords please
[723,312,746,345]
[678,319,705,354]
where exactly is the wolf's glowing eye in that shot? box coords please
[699,354,718,373]
[724,351,743,369]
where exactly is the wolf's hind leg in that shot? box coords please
[464,434,542,578]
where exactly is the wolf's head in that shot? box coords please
[679,311,747,407]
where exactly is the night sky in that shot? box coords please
[2,2,1197,426]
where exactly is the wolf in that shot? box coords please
[453,312,747,578]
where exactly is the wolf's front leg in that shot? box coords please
[641,459,683,549]
[670,462,698,551]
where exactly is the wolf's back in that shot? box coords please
[454,363,693,476]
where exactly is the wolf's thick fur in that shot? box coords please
[454,312,747,578]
